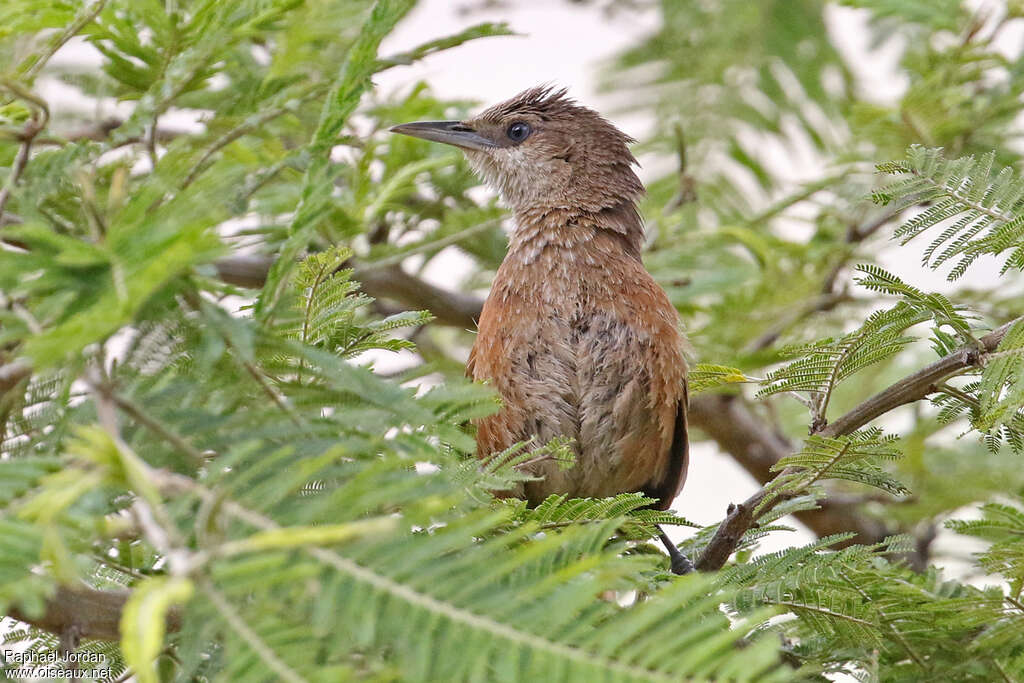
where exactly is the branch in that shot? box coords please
[694,317,1019,571]
[200,579,304,683]
[33,118,183,148]
[0,81,48,220]
[87,378,207,466]
[818,317,1020,438]
[19,0,109,82]
[212,255,275,288]
[6,584,180,641]
[5,217,483,330]
[687,394,889,560]
[354,264,482,329]
[0,359,32,394]
[820,208,903,296]
[213,256,484,328]
[687,395,791,483]
[180,82,328,192]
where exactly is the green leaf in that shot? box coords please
[689,363,755,393]
[120,577,195,683]
[873,146,1024,280]
[768,428,908,497]
[757,304,928,417]
[257,0,417,318]
[218,517,398,556]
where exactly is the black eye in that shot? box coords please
[506,121,531,142]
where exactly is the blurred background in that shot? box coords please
[5,1,1024,679]
[11,0,1024,566]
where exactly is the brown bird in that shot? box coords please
[391,86,691,573]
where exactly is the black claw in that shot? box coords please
[657,525,695,575]
[669,553,695,575]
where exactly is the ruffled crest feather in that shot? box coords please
[478,84,577,123]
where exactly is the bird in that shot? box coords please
[391,86,691,573]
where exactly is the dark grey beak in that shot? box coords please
[389,120,496,151]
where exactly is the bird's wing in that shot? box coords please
[642,379,689,511]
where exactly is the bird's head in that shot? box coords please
[390,86,644,216]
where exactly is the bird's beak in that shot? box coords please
[389,120,496,151]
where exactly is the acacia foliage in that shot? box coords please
[0,0,1023,681]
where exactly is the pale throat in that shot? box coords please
[466,151,647,272]
[501,202,644,283]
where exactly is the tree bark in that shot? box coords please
[6,585,180,642]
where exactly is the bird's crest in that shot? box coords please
[477,85,577,123]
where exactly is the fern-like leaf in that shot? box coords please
[873,146,1024,280]
[758,304,927,419]
[767,428,907,498]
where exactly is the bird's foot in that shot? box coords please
[657,526,694,575]
[669,552,695,576]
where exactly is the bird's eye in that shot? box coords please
[506,121,532,142]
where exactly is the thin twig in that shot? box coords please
[769,600,873,626]
[820,209,902,296]
[745,172,852,228]
[180,82,328,192]
[936,382,980,408]
[1005,595,1024,613]
[818,317,1020,437]
[990,657,1015,683]
[914,165,1015,224]
[695,316,1020,571]
[745,291,852,353]
[750,206,899,358]
[97,384,208,465]
[664,122,696,211]
[19,0,109,81]
[88,367,191,575]
[239,356,304,426]
[145,116,160,170]
[837,569,930,671]
[0,81,48,221]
